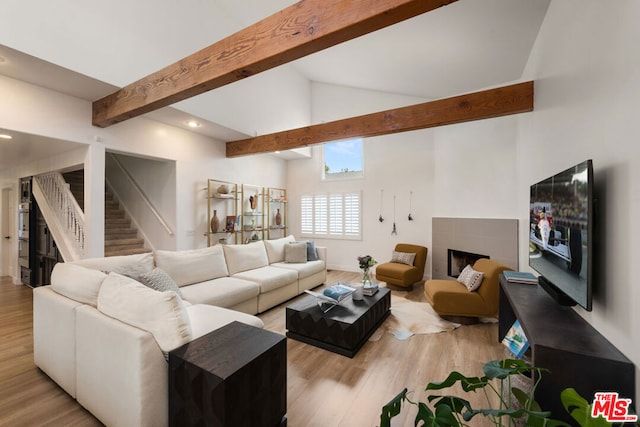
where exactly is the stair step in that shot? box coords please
[105,247,151,257]
[105,227,137,235]
[106,232,138,240]
[106,219,131,228]
[105,210,125,219]
[105,238,145,248]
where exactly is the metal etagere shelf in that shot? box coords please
[205,180,287,245]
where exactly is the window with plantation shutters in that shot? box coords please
[300,192,361,240]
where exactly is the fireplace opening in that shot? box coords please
[448,249,490,278]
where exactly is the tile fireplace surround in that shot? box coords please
[432,217,518,280]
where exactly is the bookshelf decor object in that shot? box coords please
[267,187,287,240]
[241,184,264,243]
[503,270,537,285]
[205,179,239,246]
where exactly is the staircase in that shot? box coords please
[62,170,150,257]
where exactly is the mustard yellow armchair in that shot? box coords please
[375,243,428,289]
[424,258,512,318]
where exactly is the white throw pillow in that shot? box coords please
[50,263,108,306]
[71,252,154,277]
[97,273,192,353]
[456,264,484,292]
[223,241,269,275]
[154,245,229,287]
[264,235,295,263]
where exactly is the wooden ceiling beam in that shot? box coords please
[92,0,458,128]
[226,81,534,157]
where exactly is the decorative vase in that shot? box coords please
[362,269,373,288]
[352,283,364,301]
[250,194,258,210]
[211,210,219,233]
[275,208,282,226]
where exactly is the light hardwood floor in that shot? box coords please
[0,272,507,427]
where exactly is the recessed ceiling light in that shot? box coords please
[0,133,12,140]
[187,120,201,128]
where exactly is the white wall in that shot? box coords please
[432,116,520,219]
[517,0,640,399]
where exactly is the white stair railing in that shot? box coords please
[34,173,85,256]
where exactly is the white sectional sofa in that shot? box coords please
[33,236,326,427]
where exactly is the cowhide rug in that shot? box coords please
[369,295,461,341]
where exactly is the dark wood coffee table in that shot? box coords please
[285,287,390,357]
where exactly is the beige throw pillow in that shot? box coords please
[391,251,416,266]
[285,242,307,263]
[456,264,484,291]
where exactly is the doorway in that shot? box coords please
[1,187,14,277]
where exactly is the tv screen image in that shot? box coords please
[529,160,593,311]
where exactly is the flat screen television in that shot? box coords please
[529,159,593,311]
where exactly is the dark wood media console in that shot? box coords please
[498,276,635,422]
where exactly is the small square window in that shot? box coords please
[322,139,363,180]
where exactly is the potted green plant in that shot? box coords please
[379,359,637,427]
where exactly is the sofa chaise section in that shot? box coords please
[74,300,263,427]
[178,277,259,314]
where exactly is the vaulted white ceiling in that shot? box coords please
[0,0,550,170]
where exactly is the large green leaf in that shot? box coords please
[380,388,409,427]
[413,402,438,426]
[425,371,488,393]
[432,402,460,427]
[483,359,547,380]
[512,386,542,412]
[560,388,611,427]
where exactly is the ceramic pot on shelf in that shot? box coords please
[211,210,220,233]
[250,194,258,210]
[275,208,282,226]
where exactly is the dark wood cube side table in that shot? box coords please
[169,321,287,427]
